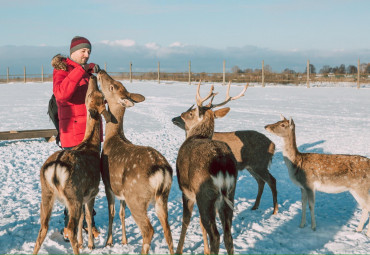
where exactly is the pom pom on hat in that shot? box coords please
[70,36,91,55]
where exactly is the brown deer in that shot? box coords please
[97,70,174,254]
[265,115,370,236]
[33,76,109,254]
[176,82,247,254]
[172,82,278,214]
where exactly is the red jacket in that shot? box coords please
[52,55,99,148]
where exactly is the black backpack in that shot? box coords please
[47,94,60,146]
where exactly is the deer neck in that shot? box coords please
[80,116,101,149]
[186,117,214,139]
[105,105,127,141]
[282,129,300,162]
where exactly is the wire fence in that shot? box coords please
[1,61,370,86]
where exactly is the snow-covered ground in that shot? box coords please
[0,80,369,254]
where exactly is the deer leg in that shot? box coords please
[130,210,154,254]
[176,194,195,254]
[105,187,116,247]
[220,189,235,255]
[306,189,316,231]
[119,200,128,245]
[77,208,84,249]
[85,199,95,250]
[199,216,210,255]
[155,194,174,254]
[197,199,220,255]
[66,203,82,254]
[300,188,308,228]
[33,190,55,255]
[266,173,278,214]
[350,190,370,235]
[251,177,265,211]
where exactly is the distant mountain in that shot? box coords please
[0,43,369,75]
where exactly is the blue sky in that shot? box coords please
[0,0,369,73]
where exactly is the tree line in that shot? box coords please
[231,63,370,75]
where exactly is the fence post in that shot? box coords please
[158,61,160,84]
[104,62,107,71]
[223,60,226,85]
[262,60,265,87]
[7,67,9,83]
[306,60,310,88]
[41,65,44,83]
[357,58,360,89]
[24,66,26,83]
[188,60,191,85]
[129,61,132,83]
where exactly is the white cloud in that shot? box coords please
[145,42,160,50]
[101,39,136,47]
[169,42,185,47]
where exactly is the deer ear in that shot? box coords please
[214,107,230,119]
[280,114,287,121]
[130,93,145,103]
[289,117,295,129]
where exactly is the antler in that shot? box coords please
[208,81,248,108]
[196,80,217,107]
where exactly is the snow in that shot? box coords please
[0,80,369,254]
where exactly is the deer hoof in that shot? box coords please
[88,244,95,250]
[77,243,83,249]
[251,205,258,210]
[105,241,113,247]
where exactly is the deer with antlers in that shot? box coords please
[172,81,278,215]
[176,82,247,254]
[97,70,174,254]
[265,115,370,236]
[33,76,109,254]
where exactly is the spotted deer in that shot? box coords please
[97,70,174,254]
[172,82,277,214]
[33,76,109,254]
[176,82,247,254]
[265,115,370,236]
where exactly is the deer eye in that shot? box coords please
[280,123,285,127]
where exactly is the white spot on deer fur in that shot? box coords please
[133,164,137,169]
[44,164,69,189]
[314,181,348,193]
[132,179,137,184]
[149,170,164,190]
[211,172,234,191]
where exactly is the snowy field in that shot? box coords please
[0,80,370,254]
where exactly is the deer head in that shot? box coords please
[86,75,110,122]
[97,70,145,111]
[264,115,295,138]
[180,81,247,138]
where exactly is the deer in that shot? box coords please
[172,81,278,214]
[33,76,109,254]
[175,82,247,255]
[265,115,370,236]
[96,70,174,254]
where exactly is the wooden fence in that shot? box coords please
[1,60,369,88]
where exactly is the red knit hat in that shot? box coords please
[70,36,91,55]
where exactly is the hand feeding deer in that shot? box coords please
[265,115,370,236]
[33,76,109,254]
[97,70,174,254]
[172,81,278,214]
[176,82,247,254]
